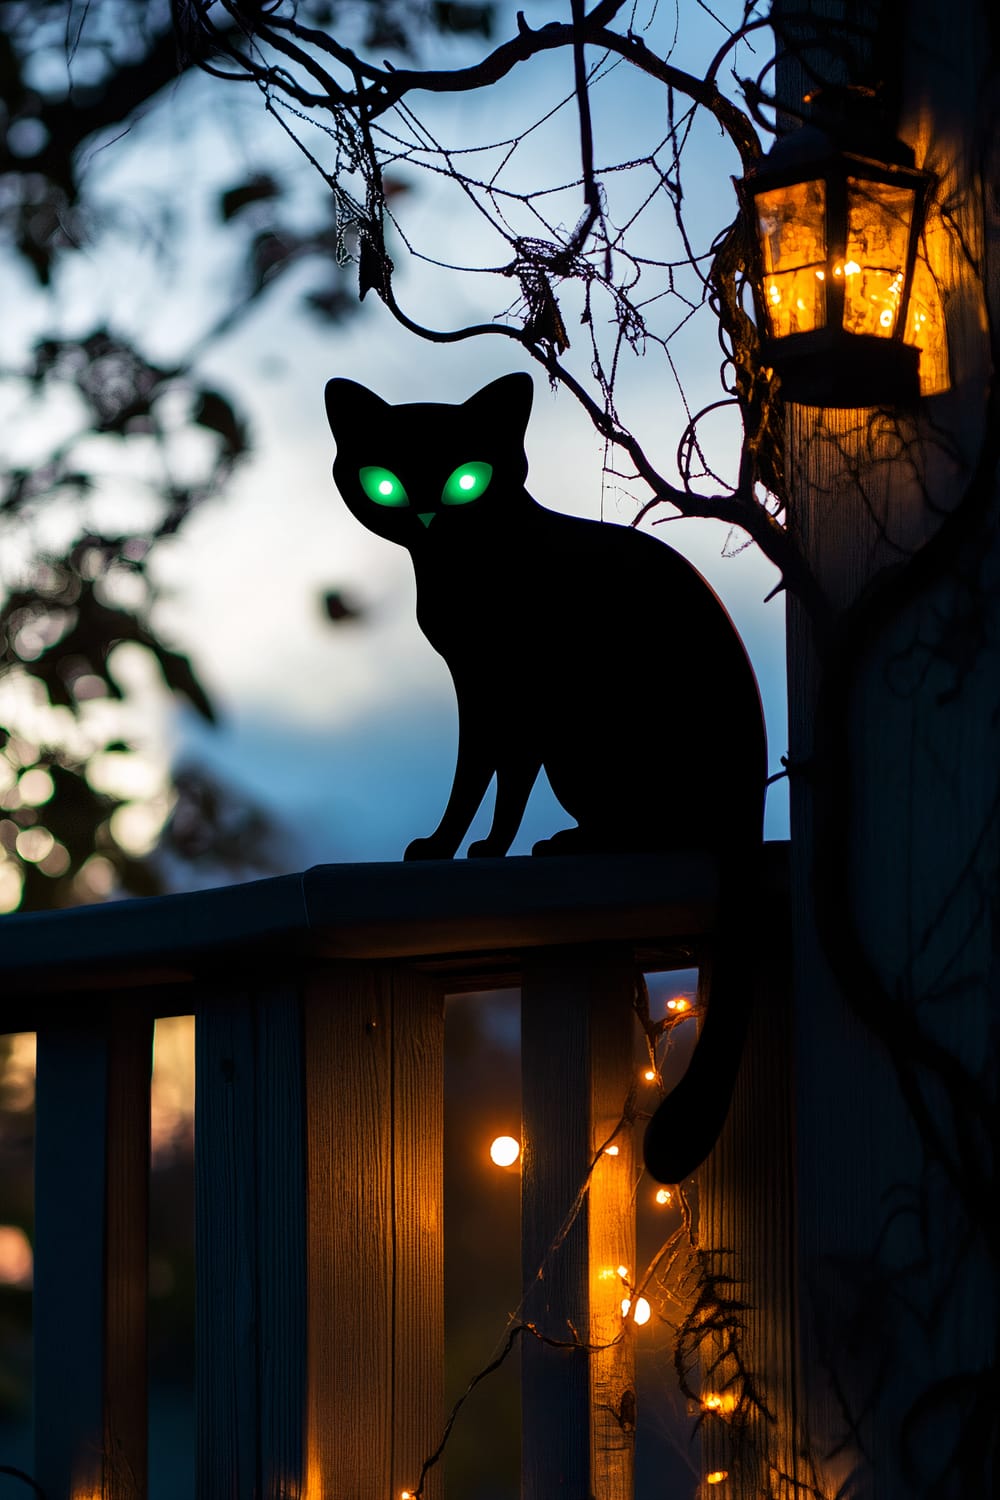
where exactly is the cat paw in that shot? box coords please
[404,835,456,861]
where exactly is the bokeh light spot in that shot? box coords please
[489,1135,520,1167]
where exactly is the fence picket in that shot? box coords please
[302,961,444,1500]
[34,1000,152,1500]
[520,947,637,1500]
[195,984,306,1499]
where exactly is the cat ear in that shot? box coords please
[324,378,389,443]
[463,372,533,436]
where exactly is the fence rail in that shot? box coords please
[0,848,789,1500]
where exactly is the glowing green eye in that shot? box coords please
[442,461,493,505]
[359,466,409,507]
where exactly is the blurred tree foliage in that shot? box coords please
[0,0,479,911]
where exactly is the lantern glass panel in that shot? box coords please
[755,179,827,337]
[841,177,915,338]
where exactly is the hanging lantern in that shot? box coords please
[738,112,935,406]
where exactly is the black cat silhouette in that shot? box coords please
[325,371,767,1180]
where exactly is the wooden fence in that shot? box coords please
[0,850,790,1500]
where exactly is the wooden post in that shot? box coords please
[195,982,306,1499]
[34,1000,153,1500]
[302,962,444,1500]
[520,946,637,1500]
[772,3,999,1494]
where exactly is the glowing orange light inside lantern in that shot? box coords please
[643,1067,657,1082]
[489,1135,520,1167]
[604,1144,619,1156]
[707,1472,729,1485]
[655,1187,672,1205]
[666,997,690,1012]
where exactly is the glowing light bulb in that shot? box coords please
[815,269,825,281]
[655,1188,672,1205]
[617,1264,629,1280]
[879,309,894,328]
[844,259,861,275]
[666,997,690,1013]
[490,1135,520,1167]
[702,1391,737,1414]
[378,480,394,496]
[458,473,475,490]
[707,1472,729,1485]
[604,1144,620,1156]
[768,283,781,304]
[620,1295,651,1325]
[643,1068,657,1082]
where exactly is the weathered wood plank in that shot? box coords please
[195,998,259,1498]
[34,1001,152,1500]
[0,854,721,1002]
[304,961,393,1497]
[255,988,307,1499]
[195,985,306,1499]
[303,961,444,1500]
[520,947,637,1500]
[586,957,638,1500]
[104,1006,154,1500]
[390,967,444,1500]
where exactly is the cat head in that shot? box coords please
[324,372,533,547]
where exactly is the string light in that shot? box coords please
[604,1143,619,1156]
[655,1187,672,1206]
[489,1135,520,1167]
[666,997,690,1012]
[706,1472,729,1485]
[620,1295,651,1325]
[642,1067,657,1082]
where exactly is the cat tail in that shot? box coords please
[642,849,761,1185]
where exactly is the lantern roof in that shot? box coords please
[750,121,917,176]
[744,85,924,189]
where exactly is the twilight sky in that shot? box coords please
[10,0,789,881]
